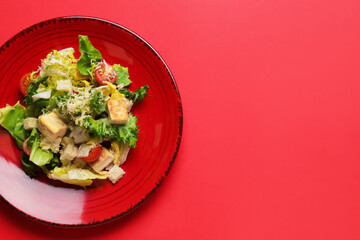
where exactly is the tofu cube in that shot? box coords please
[107,99,128,124]
[23,117,38,130]
[108,165,126,184]
[90,148,114,172]
[37,112,67,141]
[56,79,73,92]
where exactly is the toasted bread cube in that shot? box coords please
[59,137,78,163]
[90,148,114,173]
[60,144,78,162]
[108,165,125,184]
[23,117,38,130]
[107,99,128,124]
[37,112,67,141]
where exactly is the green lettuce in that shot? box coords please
[77,35,102,75]
[40,48,80,87]
[113,64,131,86]
[21,152,41,178]
[44,157,61,171]
[0,102,28,149]
[47,165,107,186]
[28,128,54,166]
[82,113,139,147]
[23,76,49,106]
[120,85,149,103]
[90,91,106,115]
[26,99,49,117]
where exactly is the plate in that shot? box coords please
[0,16,182,226]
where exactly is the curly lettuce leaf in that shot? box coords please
[77,35,102,75]
[0,102,28,149]
[39,48,83,87]
[90,91,106,115]
[82,113,139,148]
[113,64,131,86]
[120,85,149,103]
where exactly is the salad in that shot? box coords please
[0,35,149,187]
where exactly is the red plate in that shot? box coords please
[0,17,182,226]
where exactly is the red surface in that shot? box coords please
[1,0,360,239]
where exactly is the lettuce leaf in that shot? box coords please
[45,157,61,171]
[29,128,54,166]
[26,127,38,147]
[77,35,102,75]
[113,64,131,86]
[21,152,41,178]
[47,165,107,186]
[82,113,139,147]
[0,102,28,149]
[89,91,106,115]
[23,76,49,106]
[47,173,93,186]
[40,48,87,87]
[26,98,49,117]
[120,85,149,103]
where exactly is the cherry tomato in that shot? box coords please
[19,73,33,95]
[80,145,102,163]
[22,138,32,156]
[19,72,39,95]
[94,60,117,85]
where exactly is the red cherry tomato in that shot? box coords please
[94,60,117,85]
[19,72,39,95]
[22,138,32,156]
[19,73,34,95]
[80,145,103,163]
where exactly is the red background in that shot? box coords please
[1,0,360,239]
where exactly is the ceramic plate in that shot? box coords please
[0,16,182,226]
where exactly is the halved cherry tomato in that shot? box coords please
[19,72,38,95]
[80,145,102,163]
[94,60,117,85]
[19,73,33,95]
[22,138,32,156]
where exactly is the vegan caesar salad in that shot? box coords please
[0,35,149,187]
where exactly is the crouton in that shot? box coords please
[23,117,37,130]
[37,112,67,141]
[107,99,128,124]
[60,137,78,163]
[89,147,114,172]
[108,165,125,184]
